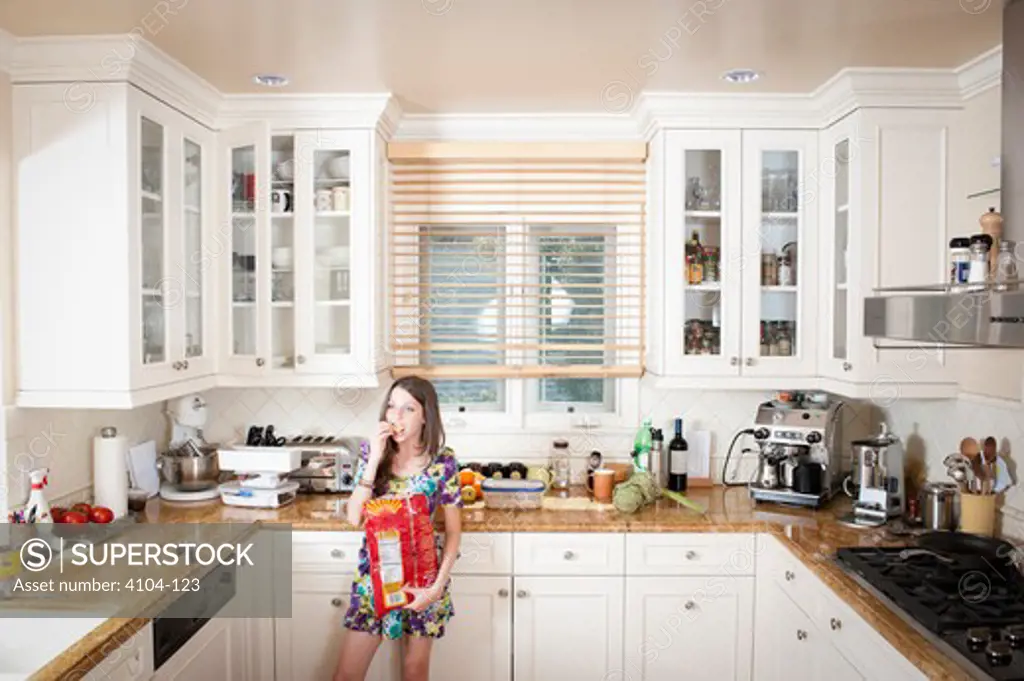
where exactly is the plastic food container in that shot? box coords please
[481,479,546,510]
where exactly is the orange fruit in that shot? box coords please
[459,470,476,488]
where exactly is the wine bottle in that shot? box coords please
[668,417,689,492]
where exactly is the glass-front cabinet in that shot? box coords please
[220,127,372,380]
[135,97,216,389]
[740,130,818,376]
[663,130,743,376]
[659,129,817,381]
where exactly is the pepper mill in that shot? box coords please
[980,207,1003,277]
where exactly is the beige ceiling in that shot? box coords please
[0,0,1004,113]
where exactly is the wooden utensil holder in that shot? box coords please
[959,492,996,537]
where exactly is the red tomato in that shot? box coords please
[62,511,89,524]
[70,503,91,516]
[50,506,65,522]
[89,507,114,524]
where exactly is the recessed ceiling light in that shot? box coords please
[722,69,762,84]
[252,74,289,87]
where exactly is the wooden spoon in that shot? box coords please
[961,437,981,492]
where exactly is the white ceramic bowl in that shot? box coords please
[272,247,293,269]
[316,246,350,268]
[326,156,349,180]
[275,159,294,181]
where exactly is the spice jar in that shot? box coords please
[995,240,1019,291]
[949,237,971,285]
[778,254,793,287]
[968,234,994,285]
[550,439,571,490]
[761,253,778,286]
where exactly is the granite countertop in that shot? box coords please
[33,486,974,681]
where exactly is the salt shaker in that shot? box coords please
[967,234,993,285]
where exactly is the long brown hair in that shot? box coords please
[373,376,446,497]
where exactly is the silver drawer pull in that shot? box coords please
[330,549,345,559]
[684,600,696,610]
[685,550,698,560]
[784,570,795,581]
[498,588,509,598]
[516,589,528,598]
[830,618,842,631]
[796,630,807,641]
[563,550,575,560]
[331,598,342,607]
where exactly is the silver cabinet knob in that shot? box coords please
[297,355,306,365]
[172,361,183,370]
[330,549,344,559]
[256,357,265,367]
[685,550,698,561]
[182,360,189,370]
[516,589,528,598]
[842,362,852,371]
[684,600,696,610]
[563,550,575,560]
[830,618,842,631]
[785,570,795,581]
[331,598,342,607]
[730,356,738,366]
[745,357,754,366]
[498,588,509,598]
[796,630,807,641]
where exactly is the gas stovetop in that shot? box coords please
[837,545,1024,680]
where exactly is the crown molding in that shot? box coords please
[813,67,964,127]
[376,97,404,140]
[9,34,222,128]
[392,112,639,141]
[217,93,398,131]
[956,45,1003,100]
[635,92,819,139]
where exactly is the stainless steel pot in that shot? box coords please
[920,482,960,530]
[159,451,220,491]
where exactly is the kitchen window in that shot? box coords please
[387,142,646,429]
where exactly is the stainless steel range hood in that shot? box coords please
[864,0,1024,349]
[865,286,1024,348]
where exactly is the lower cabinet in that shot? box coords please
[151,618,245,681]
[513,576,625,681]
[623,576,754,681]
[430,575,513,681]
[275,571,400,681]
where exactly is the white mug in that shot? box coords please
[315,189,333,212]
[271,189,292,214]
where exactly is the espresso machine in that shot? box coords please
[749,397,845,508]
[839,423,906,527]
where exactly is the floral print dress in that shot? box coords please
[342,442,462,640]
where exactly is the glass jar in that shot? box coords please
[704,247,719,283]
[550,439,571,490]
[995,240,1019,291]
[968,234,993,285]
[949,237,971,285]
[777,323,792,356]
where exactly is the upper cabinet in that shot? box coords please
[14,84,218,408]
[648,129,818,387]
[818,109,956,398]
[218,127,382,388]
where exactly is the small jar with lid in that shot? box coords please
[949,237,971,285]
[550,439,571,490]
[995,239,1020,291]
[967,234,994,285]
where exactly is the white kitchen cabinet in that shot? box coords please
[512,576,625,681]
[275,571,400,681]
[429,575,512,681]
[13,83,218,408]
[151,618,244,681]
[648,129,819,387]
[622,576,754,681]
[754,535,925,681]
[818,109,957,398]
[219,127,383,388]
[81,623,154,681]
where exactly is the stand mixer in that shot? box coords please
[159,395,221,502]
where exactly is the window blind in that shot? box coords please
[386,142,647,379]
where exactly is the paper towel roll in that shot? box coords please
[93,426,128,519]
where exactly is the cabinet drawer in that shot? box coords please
[82,623,154,681]
[626,532,756,576]
[292,531,364,572]
[759,535,818,616]
[453,533,513,575]
[513,533,625,575]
